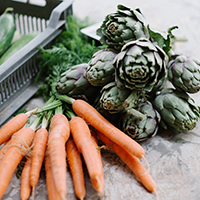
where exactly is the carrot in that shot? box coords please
[71,99,145,159]
[90,127,105,192]
[66,136,86,200]
[45,150,61,200]
[20,157,32,200]
[0,140,11,164]
[0,126,36,199]
[0,113,29,145]
[96,130,157,195]
[56,95,145,159]
[30,127,48,197]
[0,97,61,146]
[30,95,57,197]
[48,109,70,200]
[69,116,104,194]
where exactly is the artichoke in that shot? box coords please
[99,81,132,114]
[152,88,200,133]
[96,4,149,51]
[84,49,117,87]
[94,97,122,126]
[56,63,98,101]
[167,55,200,93]
[113,38,168,92]
[119,101,160,142]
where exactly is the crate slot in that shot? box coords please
[15,14,48,35]
[0,55,40,106]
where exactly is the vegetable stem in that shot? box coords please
[54,106,63,115]
[126,108,147,120]
[54,93,75,104]
[30,100,62,115]
[123,90,146,109]
[3,7,14,14]
[29,116,42,131]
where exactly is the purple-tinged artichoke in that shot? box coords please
[152,88,200,133]
[84,49,117,87]
[167,55,200,93]
[119,101,160,142]
[56,63,99,101]
[113,38,168,92]
[96,4,149,51]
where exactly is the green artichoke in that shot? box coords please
[94,97,122,126]
[84,49,117,87]
[96,4,149,51]
[56,63,98,101]
[167,55,200,93]
[152,88,200,133]
[99,81,132,114]
[119,101,160,142]
[113,38,168,92]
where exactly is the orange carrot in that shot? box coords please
[30,127,49,197]
[0,113,29,145]
[90,127,105,192]
[69,116,104,194]
[0,140,11,164]
[0,126,36,199]
[0,97,62,146]
[20,157,32,200]
[45,150,61,200]
[96,130,157,194]
[72,99,145,159]
[48,113,70,200]
[66,136,86,200]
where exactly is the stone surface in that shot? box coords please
[2,0,200,199]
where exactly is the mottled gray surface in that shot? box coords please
[2,0,200,199]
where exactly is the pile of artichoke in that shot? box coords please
[56,4,200,142]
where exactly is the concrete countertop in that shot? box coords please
[2,0,200,199]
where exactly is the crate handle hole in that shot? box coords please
[12,0,47,7]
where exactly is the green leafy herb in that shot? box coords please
[35,15,104,100]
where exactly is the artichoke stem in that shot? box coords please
[123,90,146,109]
[126,107,147,120]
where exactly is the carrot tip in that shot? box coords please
[154,189,159,200]
[61,194,67,200]
[142,155,150,172]
[32,186,35,200]
[95,177,104,194]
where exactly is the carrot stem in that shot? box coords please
[65,109,76,119]
[27,100,62,116]
[29,116,42,131]
[54,93,75,104]
[54,106,63,114]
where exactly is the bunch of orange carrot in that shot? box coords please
[0,94,158,200]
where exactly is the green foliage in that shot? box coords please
[36,15,104,100]
[148,25,178,54]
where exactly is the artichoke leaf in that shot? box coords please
[160,109,175,123]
